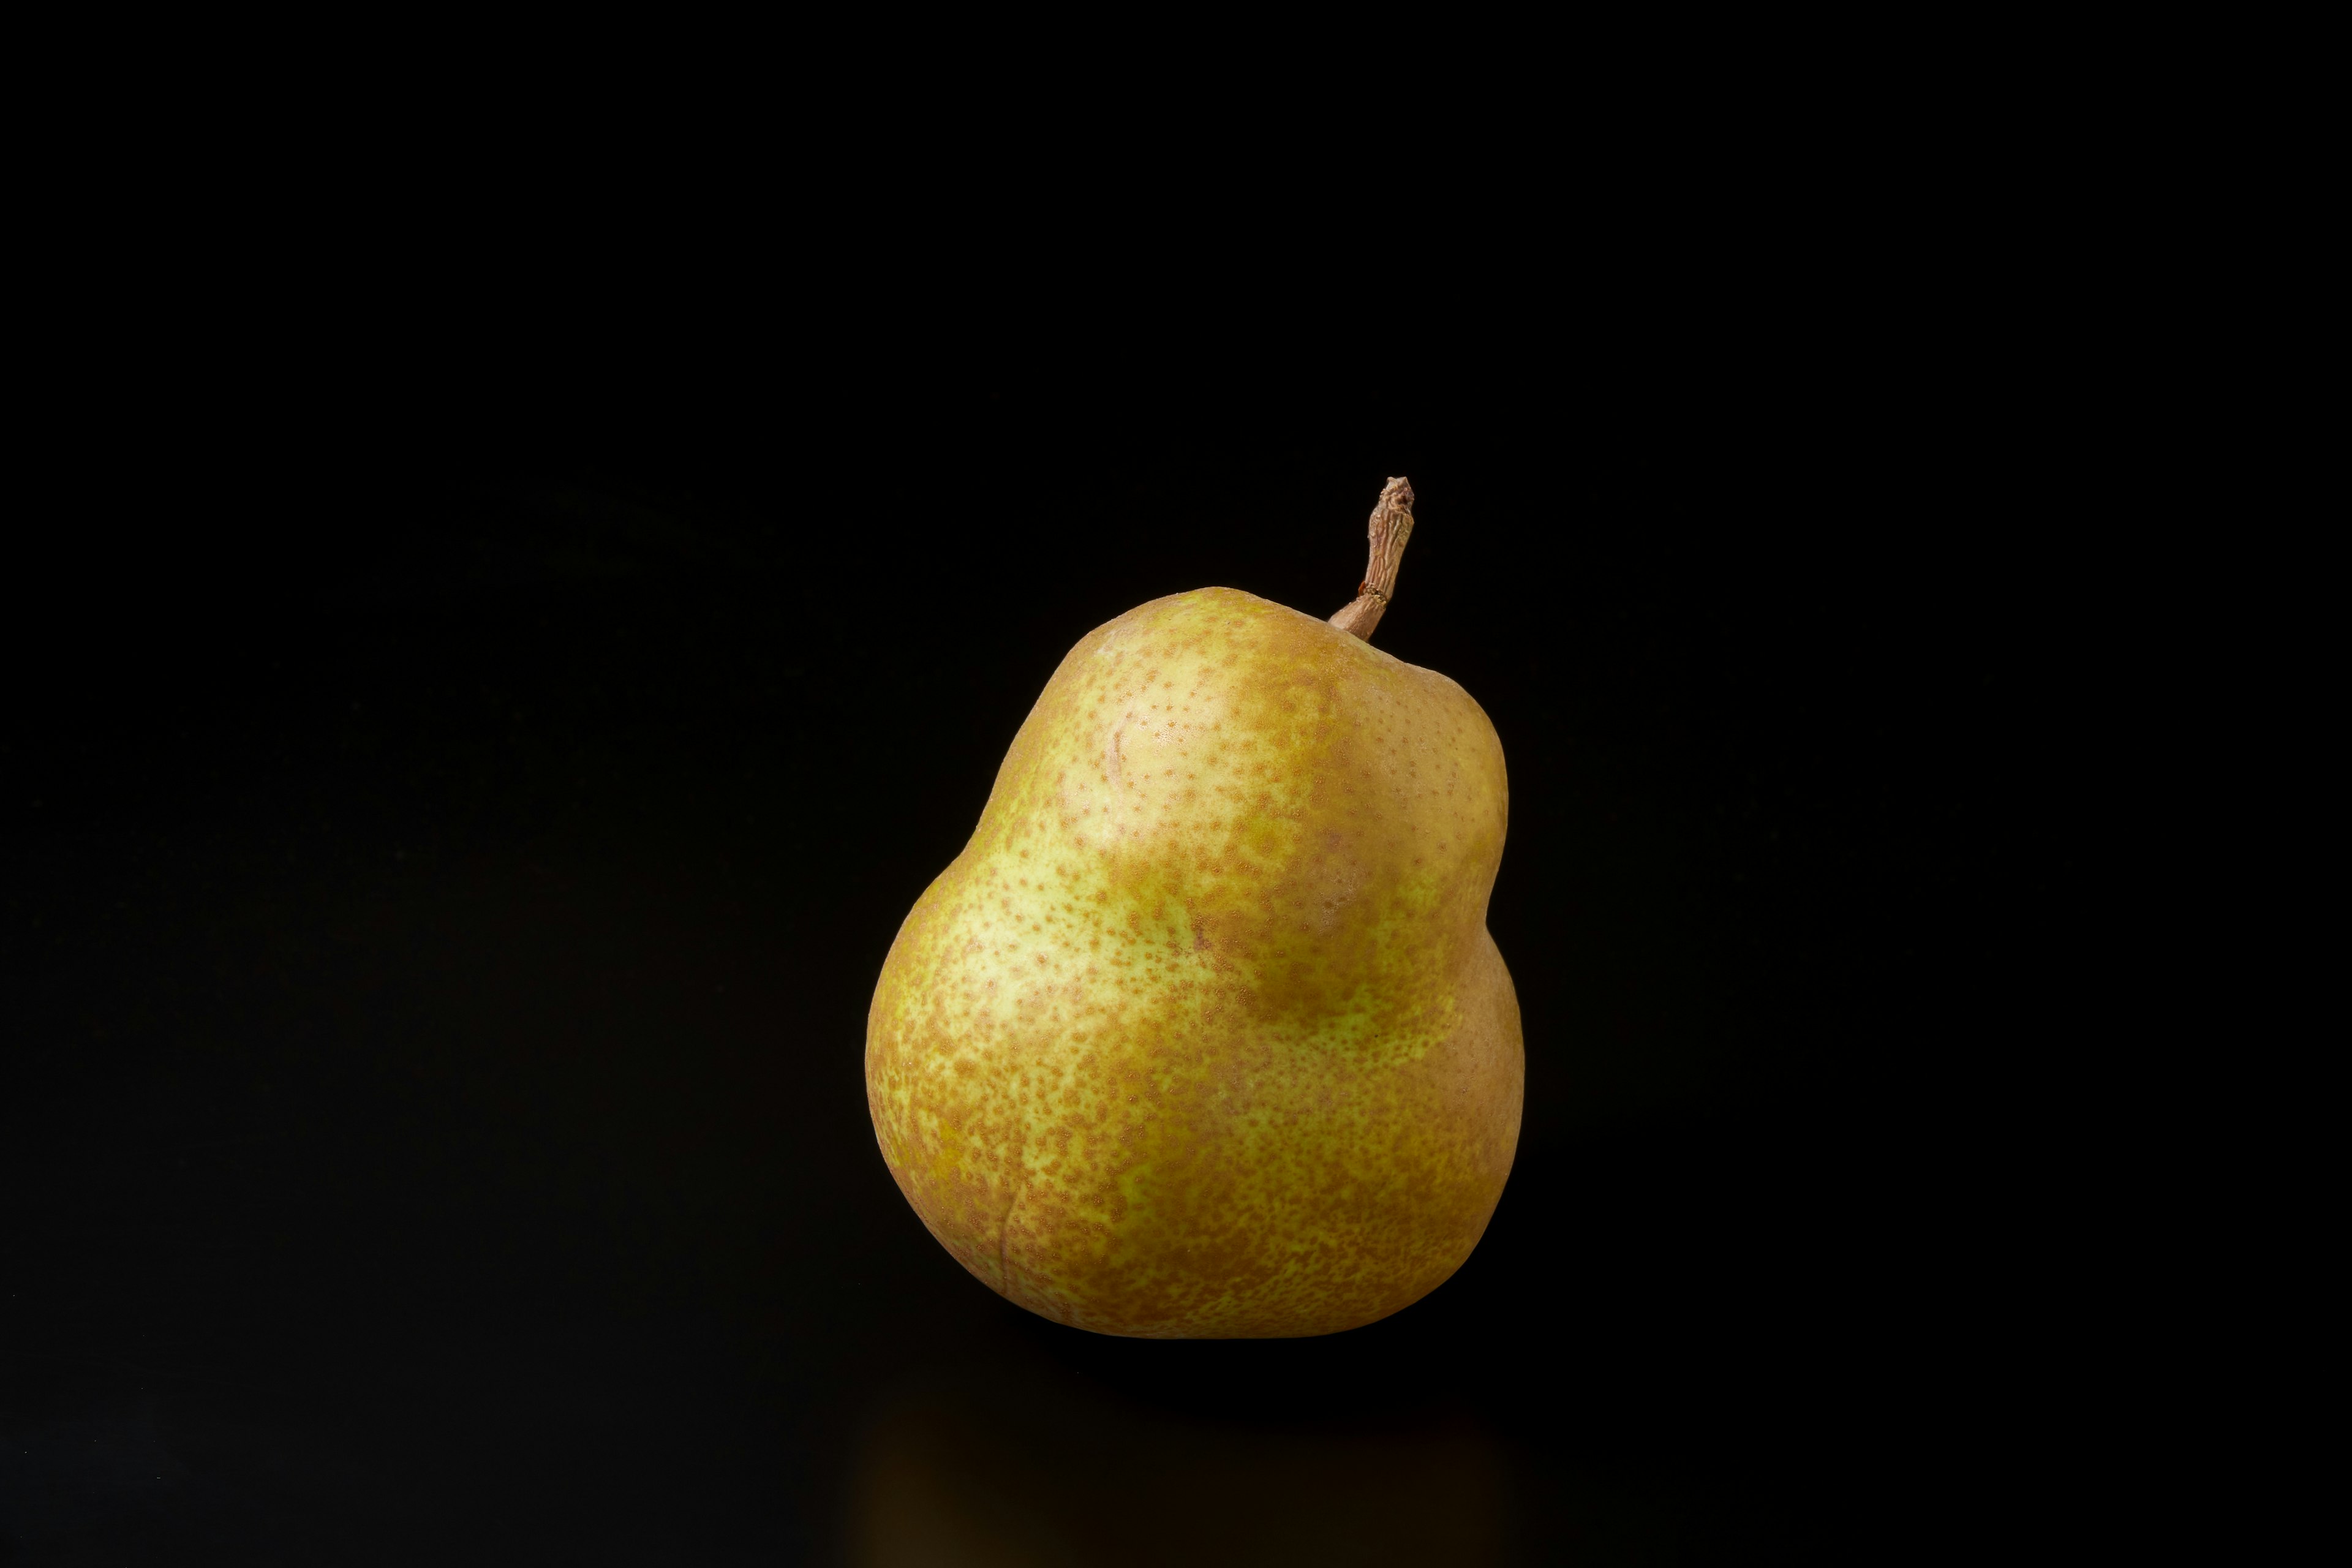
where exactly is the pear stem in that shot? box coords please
[1329,477,1415,643]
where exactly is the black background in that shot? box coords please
[2,247,2096,1562]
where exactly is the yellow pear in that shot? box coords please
[865,480,1521,1338]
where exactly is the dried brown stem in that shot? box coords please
[1329,477,1416,643]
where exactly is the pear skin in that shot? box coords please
[865,585,1521,1338]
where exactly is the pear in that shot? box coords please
[866,480,1521,1338]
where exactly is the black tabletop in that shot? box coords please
[2,338,2094,1562]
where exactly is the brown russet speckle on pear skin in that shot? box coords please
[866,586,1521,1338]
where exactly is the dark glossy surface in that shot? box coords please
[2,364,2085,1562]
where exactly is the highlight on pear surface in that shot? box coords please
[865,479,1521,1338]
